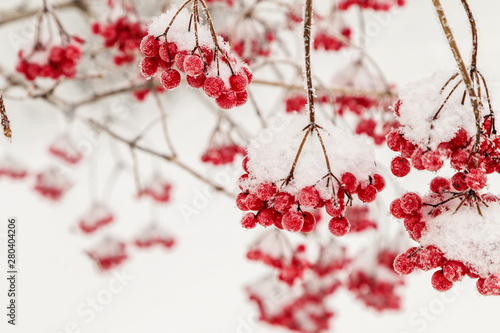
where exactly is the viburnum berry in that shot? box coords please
[465,168,487,191]
[391,156,411,177]
[298,186,320,207]
[245,194,263,210]
[477,275,500,296]
[393,248,417,275]
[174,50,189,72]
[229,72,248,92]
[325,198,345,217]
[203,77,225,98]
[160,69,181,89]
[449,128,468,148]
[341,172,359,193]
[140,35,159,57]
[422,150,444,171]
[372,174,385,192]
[442,260,467,282]
[183,54,204,76]
[451,172,468,191]
[411,149,426,170]
[140,57,159,77]
[386,129,403,152]
[159,42,178,62]
[186,74,206,88]
[400,192,422,215]
[257,209,277,227]
[357,184,377,203]
[431,270,454,292]
[235,91,248,106]
[216,90,238,109]
[256,182,276,201]
[328,216,350,237]
[415,246,445,271]
[241,213,258,229]
[390,198,406,219]
[300,212,316,232]
[430,177,451,193]
[282,211,304,232]
[236,193,248,211]
[273,192,294,213]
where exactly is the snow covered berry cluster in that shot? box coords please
[201,144,245,165]
[338,0,405,11]
[139,6,252,109]
[91,1,147,66]
[237,113,384,236]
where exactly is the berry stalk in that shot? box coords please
[303,0,315,124]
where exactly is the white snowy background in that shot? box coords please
[1,0,500,332]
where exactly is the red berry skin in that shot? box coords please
[140,35,159,57]
[390,198,407,219]
[415,246,445,271]
[300,212,316,232]
[242,156,249,173]
[443,260,467,282]
[410,222,427,241]
[236,193,248,211]
[430,177,451,193]
[477,275,500,296]
[394,252,416,275]
[357,185,377,203]
[257,209,277,227]
[183,54,204,76]
[159,42,178,62]
[241,66,253,83]
[174,51,189,72]
[451,172,468,191]
[241,213,257,229]
[391,157,411,177]
[298,186,320,207]
[411,149,426,170]
[400,192,422,215]
[216,90,237,109]
[160,69,181,89]
[422,150,444,171]
[372,174,385,192]
[186,73,206,88]
[431,270,454,292]
[325,198,345,217]
[282,211,304,232]
[465,168,487,191]
[203,77,225,98]
[229,72,248,92]
[449,128,468,148]
[49,46,65,64]
[341,173,358,193]
[328,216,350,237]
[235,91,248,106]
[245,194,263,211]
[274,213,284,229]
[386,130,403,152]
[140,57,159,77]
[256,182,277,201]
[273,192,294,213]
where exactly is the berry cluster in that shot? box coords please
[16,38,83,81]
[222,29,274,64]
[284,93,308,113]
[338,0,405,11]
[313,27,351,52]
[48,135,83,165]
[0,157,28,180]
[138,175,173,203]
[86,238,128,271]
[134,224,175,249]
[91,10,146,66]
[344,205,377,232]
[78,204,114,234]
[201,144,245,165]
[139,7,252,109]
[34,168,72,201]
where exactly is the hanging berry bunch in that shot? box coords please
[139,1,252,109]
[48,134,84,165]
[133,224,176,249]
[91,0,147,66]
[16,2,83,81]
[34,167,72,201]
[391,0,500,296]
[86,237,128,271]
[313,8,351,52]
[77,203,115,234]
[138,174,173,203]
[284,92,308,113]
[201,115,245,165]
[0,156,28,180]
[338,0,405,11]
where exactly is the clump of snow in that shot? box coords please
[244,113,377,200]
[397,70,489,150]
[420,203,500,277]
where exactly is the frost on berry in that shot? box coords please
[431,270,453,292]
[0,156,28,180]
[86,237,128,271]
[138,174,172,203]
[328,216,350,237]
[134,224,176,249]
[78,203,114,234]
[282,211,304,232]
[34,167,72,201]
[48,134,83,165]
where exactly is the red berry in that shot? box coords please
[422,150,444,171]
[372,174,385,192]
[242,156,249,173]
[430,177,451,193]
[328,216,350,237]
[400,192,422,215]
[140,35,159,57]
[415,245,445,271]
[159,42,178,62]
[229,72,248,92]
[451,172,468,191]
[241,213,257,229]
[183,54,204,76]
[174,51,189,72]
[49,46,65,64]
[443,260,466,282]
[390,198,406,219]
[341,173,358,193]
[160,69,181,89]
[186,73,206,88]
[257,209,277,227]
[403,213,422,231]
[203,77,225,98]
[465,168,487,191]
[410,149,426,170]
[449,128,468,148]
[236,193,248,211]
[394,252,416,275]
[325,198,345,217]
[477,275,500,296]
[298,186,320,207]
[431,270,454,292]
[140,57,159,77]
[386,130,403,152]
[273,192,294,213]
[357,185,377,203]
[245,194,263,210]
[410,222,427,241]
[391,157,411,177]
[282,211,304,232]
[256,182,276,201]
[235,91,248,106]
[300,212,316,232]
[216,90,237,109]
